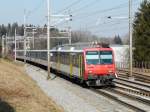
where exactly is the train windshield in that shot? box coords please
[86,51,99,65]
[86,51,113,65]
[100,51,113,64]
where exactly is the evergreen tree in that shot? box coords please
[113,35,123,45]
[18,25,24,36]
[11,22,18,36]
[0,24,7,37]
[133,0,150,62]
[7,23,11,36]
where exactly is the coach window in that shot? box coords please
[53,52,56,62]
[61,53,64,64]
[75,55,78,67]
[50,53,53,61]
[63,53,66,64]
[64,53,67,64]
[67,53,70,65]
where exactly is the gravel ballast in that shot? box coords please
[25,64,135,112]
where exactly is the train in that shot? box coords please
[16,43,117,86]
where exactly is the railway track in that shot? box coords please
[90,76,150,112]
[17,59,150,111]
[91,88,150,112]
[114,78,150,97]
[116,77,150,88]
[117,69,150,84]
[110,86,150,105]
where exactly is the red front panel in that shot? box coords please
[83,48,116,80]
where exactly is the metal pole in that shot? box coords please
[69,27,71,44]
[32,29,35,49]
[47,0,51,79]
[68,11,72,44]
[5,33,8,55]
[2,36,5,58]
[129,0,133,80]
[15,28,17,61]
[24,10,27,64]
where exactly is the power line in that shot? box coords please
[72,2,129,24]
[74,1,139,25]
[72,0,101,14]
[55,0,140,37]
[92,23,128,34]
[86,19,126,30]
[75,2,128,18]
[75,0,139,19]
[56,0,83,14]
[77,11,128,27]
[27,0,45,16]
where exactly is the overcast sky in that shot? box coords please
[0,0,143,37]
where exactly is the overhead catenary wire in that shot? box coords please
[75,2,129,18]
[92,23,128,34]
[53,0,139,28]
[85,19,127,30]
[72,2,129,24]
[54,0,141,37]
[26,0,45,17]
[73,0,139,37]
[71,0,101,14]
[24,0,46,26]
[74,0,139,21]
[55,0,83,14]
[81,11,132,30]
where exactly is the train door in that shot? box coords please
[79,54,84,79]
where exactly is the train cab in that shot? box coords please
[83,47,116,86]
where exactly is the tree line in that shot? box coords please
[0,23,24,37]
[0,22,123,46]
[133,0,150,62]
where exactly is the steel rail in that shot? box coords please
[107,87,150,106]
[118,69,150,79]
[117,71,150,83]
[115,84,150,97]
[116,77,150,88]
[113,80,150,97]
[91,88,146,112]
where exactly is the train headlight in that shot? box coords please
[108,70,113,73]
[88,70,93,74]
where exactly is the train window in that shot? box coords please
[86,51,99,65]
[61,53,63,63]
[66,53,70,65]
[61,53,65,64]
[50,53,53,57]
[52,52,57,62]
[63,53,67,65]
[86,51,113,65]
[72,55,76,66]
[100,51,113,64]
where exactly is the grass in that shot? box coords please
[0,59,64,112]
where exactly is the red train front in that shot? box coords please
[83,47,116,86]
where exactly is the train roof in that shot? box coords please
[51,43,110,52]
